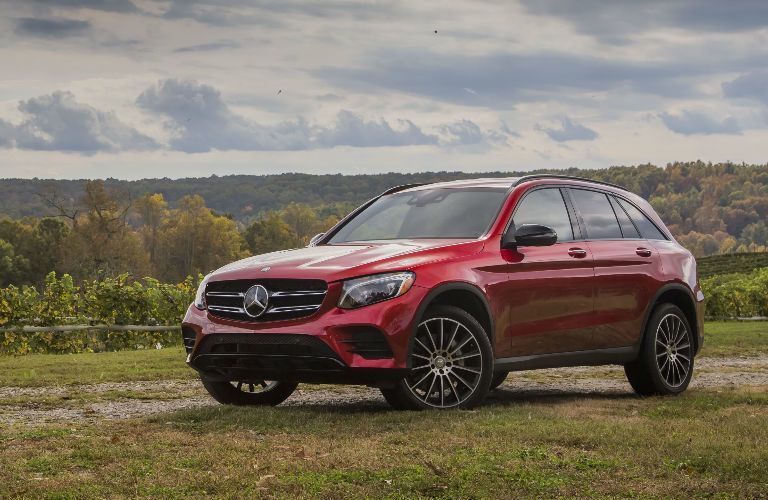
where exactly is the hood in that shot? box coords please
[210,239,484,283]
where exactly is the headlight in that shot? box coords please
[338,272,415,309]
[193,274,212,310]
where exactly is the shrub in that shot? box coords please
[0,272,199,355]
[702,268,768,319]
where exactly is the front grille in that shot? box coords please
[197,333,338,358]
[205,279,327,323]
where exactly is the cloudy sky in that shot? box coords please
[1,0,767,179]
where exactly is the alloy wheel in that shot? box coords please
[654,313,692,388]
[231,380,279,394]
[406,317,483,408]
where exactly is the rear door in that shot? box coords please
[499,187,596,357]
[567,188,659,349]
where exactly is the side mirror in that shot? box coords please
[308,233,325,247]
[502,224,557,249]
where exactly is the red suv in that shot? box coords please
[182,175,704,410]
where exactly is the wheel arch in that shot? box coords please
[407,282,494,367]
[640,283,700,353]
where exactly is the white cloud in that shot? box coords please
[538,117,598,142]
[4,91,158,154]
[314,110,437,148]
[659,110,741,136]
[723,70,768,105]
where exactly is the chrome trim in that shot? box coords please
[208,305,246,314]
[271,290,327,297]
[206,292,244,298]
[265,304,321,314]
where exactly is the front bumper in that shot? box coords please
[182,282,429,385]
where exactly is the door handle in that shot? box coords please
[568,248,587,258]
[636,247,652,257]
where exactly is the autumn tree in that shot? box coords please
[46,180,151,281]
[134,193,169,269]
[245,211,294,254]
[244,203,339,254]
[154,194,247,282]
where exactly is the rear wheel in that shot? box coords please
[624,303,694,396]
[202,379,298,406]
[381,305,493,410]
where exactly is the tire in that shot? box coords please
[201,379,298,406]
[381,305,493,410]
[490,371,508,390]
[624,303,695,396]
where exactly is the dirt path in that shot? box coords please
[1,356,766,425]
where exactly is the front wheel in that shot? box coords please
[624,303,694,396]
[490,371,508,390]
[381,305,493,410]
[202,379,298,406]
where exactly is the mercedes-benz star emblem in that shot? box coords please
[243,284,269,317]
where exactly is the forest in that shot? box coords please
[1,161,767,288]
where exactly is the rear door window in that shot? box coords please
[616,198,667,240]
[570,189,622,239]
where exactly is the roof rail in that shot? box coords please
[380,183,425,195]
[512,174,626,190]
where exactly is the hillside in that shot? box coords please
[2,162,768,256]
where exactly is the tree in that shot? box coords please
[155,195,247,282]
[245,211,293,254]
[0,217,68,286]
[57,180,151,281]
[134,193,169,269]
[0,238,30,287]
[282,203,321,247]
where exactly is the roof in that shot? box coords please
[395,175,626,194]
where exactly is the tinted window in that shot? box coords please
[570,189,622,239]
[609,196,640,238]
[329,188,507,242]
[617,198,667,240]
[513,188,573,241]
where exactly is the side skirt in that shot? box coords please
[494,346,638,372]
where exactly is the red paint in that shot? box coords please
[183,177,702,377]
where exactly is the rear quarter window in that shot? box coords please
[616,198,667,240]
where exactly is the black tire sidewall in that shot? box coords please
[641,303,695,395]
[202,379,298,406]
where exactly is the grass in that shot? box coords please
[0,322,767,497]
[1,387,766,497]
[0,346,192,387]
[701,321,768,357]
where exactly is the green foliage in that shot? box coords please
[244,202,340,254]
[0,272,198,355]
[702,268,768,318]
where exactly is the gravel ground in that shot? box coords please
[1,356,766,425]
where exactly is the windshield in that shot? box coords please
[328,187,508,243]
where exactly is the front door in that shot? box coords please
[496,187,596,358]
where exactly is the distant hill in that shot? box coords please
[2,162,768,259]
[0,171,518,222]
